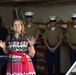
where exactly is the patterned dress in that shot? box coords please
[6,34,36,75]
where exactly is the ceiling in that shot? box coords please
[0,0,76,6]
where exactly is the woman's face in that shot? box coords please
[13,20,22,33]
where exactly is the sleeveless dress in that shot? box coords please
[6,34,36,75]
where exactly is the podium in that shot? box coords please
[0,56,8,69]
[66,61,76,75]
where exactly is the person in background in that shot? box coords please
[24,11,40,72]
[0,19,36,75]
[0,17,8,75]
[42,16,63,75]
[65,14,76,66]
[0,17,8,42]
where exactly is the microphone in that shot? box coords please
[10,30,14,39]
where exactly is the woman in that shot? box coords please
[0,19,36,75]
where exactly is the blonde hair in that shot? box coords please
[12,19,26,37]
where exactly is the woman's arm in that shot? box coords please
[29,46,36,57]
[27,37,36,57]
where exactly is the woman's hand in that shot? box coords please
[27,37,36,57]
[0,40,6,49]
[0,40,8,54]
[27,36,35,47]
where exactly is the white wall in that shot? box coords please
[23,5,76,22]
[1,5,76,27]
[0,6,13,28]
[1,4,76,73]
